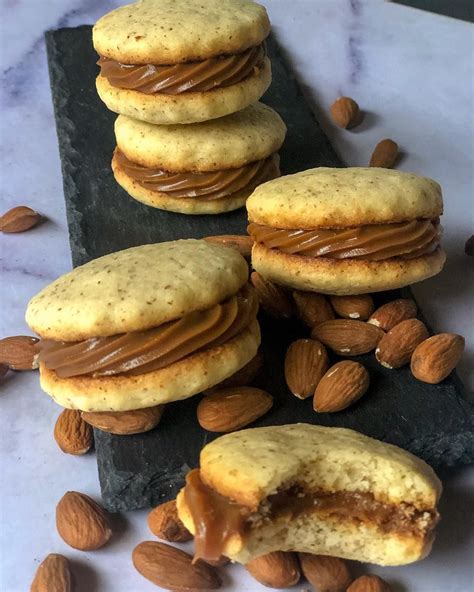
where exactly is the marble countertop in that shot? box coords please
[0,1,473,591]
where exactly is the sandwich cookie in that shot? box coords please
[26,240,260,412]
[113,103,286,214]
[177,424,442,566]
[247,167,445,294]
[93,0,271,124]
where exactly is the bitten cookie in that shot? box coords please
[93,0,271,124]
[26,240,260,411]
[113,103,286,214]
[247,167,445,294]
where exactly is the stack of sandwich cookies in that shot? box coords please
[93,0,271,124]
[113,103,286,214]
[25,240,260,412]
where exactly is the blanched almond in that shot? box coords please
[411,333,465,384]
[54,409,93,455]
[292,291,335,327]
[330,294,374,321]
[375,318,429,369]
[311,319,383,355]
[246,551,301,588]
[299,553,352,592]
[368,298,417,331]
[251,272,293,318]
[148,499,192,542]
[314,361,370,412]
[285,339,329,399]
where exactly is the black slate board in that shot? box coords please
[45,25,474,512]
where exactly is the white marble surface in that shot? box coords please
[0,1,473,591]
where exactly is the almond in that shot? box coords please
[375,318,429,369]
[311,319,384,355]
[132,541,221,590]
[204,234,253,259]
[411,333,465,384]
[347,574,392,592]
[314,361,370,412]
[285,339,329,399]
[251,271,293,318]
[30,553,72,592]
[330,294,374,321]
[369,139,399,168]
[368,298,417,331]
[298,553,352,592]
[54,409,93,455]
[148,499,192,543]
[0,335,39,370]
[246,551,301,588]
[197,387,273,432]
[292,291,335,327]
[0,205,42,233]
[56,491,111,551]
[205,350,263,393]
[81,405,164,435]
[330,97,361,129]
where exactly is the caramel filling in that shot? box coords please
[38,285,257,378]
[97,43,266,95]
[248,220,441,261]
[114,149,280,201]
[184,469,439,562]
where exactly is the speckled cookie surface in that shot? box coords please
[114,103,286,172]
[93,0,270,64]
[247,167,443,228]
[26,240,248,341]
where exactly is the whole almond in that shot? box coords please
[330,294,374,321]
[376,318,429,369]
[368,298,417,331]
[285,339,329,399]
[148,499,192,542]
[206,351,263,393]
[30,554,72,592]
[246,551,301,588]
[0,205,42,233]
[204,234,253,259]
[56,491,111,551]
[292,291,335,327]
[314,361,370,412]
[369,139,399,168]
[299,553,352,592]
[411,333,465,384]
[347,574,392,592]
[330,97,361,129]
[132,541,221,590]
[311,319,384,355]
[251,271,293,318]
[197,387,273,432]
[54,409,93,455]
[81,405,164,435]
[0,335,39,370]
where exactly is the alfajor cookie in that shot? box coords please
[177,424,442,566]
[247,167,445,295]
[26,240,260,412]
[112,103,286,214]
[93,0,271,124]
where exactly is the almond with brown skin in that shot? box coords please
[330,97,361,129]
[411,333,465,384]
[132,541,221,590]
[204,234,253,259]
[347,574,392,592]
[251,272,293,318]
[0,205,42,233]
[56,491,112,551]
[285,339,329,399]
[330,294,374,321]
[54,409,93,455]
[81,405,164,435]
[246,551,301,588]
[148,499,192,542]
[314,361,370,412]
[375,318,429,369]
[298,553,352,592]
[369,139,399,168]
[311,319,384,355]
[0,335,39,370]
[30,553,72,592]
[292,291,335,327]
[197,387,273,432]
[368,298,417,331]
[205,351,263,393]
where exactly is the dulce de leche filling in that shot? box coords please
[97,43,266,95]
[248,219,441,261]
[114,149,280,201]
[38,285,257,379]
[184,469,439,562]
